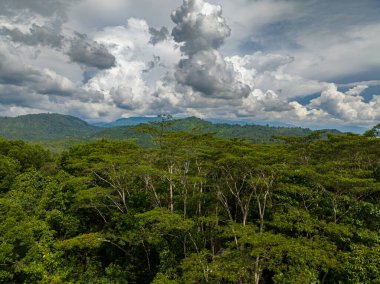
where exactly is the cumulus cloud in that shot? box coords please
[0,0,73,37]
[149,26,170,45]
[0,85,45,108]
[0,0,116,72]
[0,0,379,129]
[169,0,250,99]
[152,0,335,123]
[309,84,380,122]
[0,46,74,96]
[80,18,181,118]
[0,39,106,120]
[0,24,63,48]
[175,50,250,99]
[227,52,327,99]
[171,0,231,55]
[110,86,142,110]
[67,34,116,69]
[246,90,294,112]
[345,85,368,96]
[0,0,68,51]
[0,0,178,120]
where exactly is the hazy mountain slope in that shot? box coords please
[93,116,162,128]
[92,116,317,144]
[93,116,296,128]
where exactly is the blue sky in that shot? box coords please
[0,0,379,130]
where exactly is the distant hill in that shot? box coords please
[0,113,100,141]
[92,116,162,128]
[92,116,317,145]
[0,114,341,150]
[205,118,296,127]
[93,116,297,128]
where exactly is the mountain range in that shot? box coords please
[94,116,296,128]
[0,113,342,150]
[92,116,162,128]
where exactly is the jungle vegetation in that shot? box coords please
[0,121,379,283]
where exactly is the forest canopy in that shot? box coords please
[0,128,379,283]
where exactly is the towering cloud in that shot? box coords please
[170,0,250,99]
[171,0,231,55]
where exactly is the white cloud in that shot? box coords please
[310,84,380,123]
[0,0,379,128]
[227,52,327,98]
[171,0,231,55]
[345,85,368,96]
[169,0,251,100]
[82,18,181,118]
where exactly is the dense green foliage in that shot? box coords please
[0,127,379,283]
[364,123,380,138]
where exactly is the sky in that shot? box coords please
[0,0,379,130]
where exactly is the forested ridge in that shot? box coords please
[0,114,100,141]
[0,124,379,283]
[0,114,321,151]
[91,116,315,146]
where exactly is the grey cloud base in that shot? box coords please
[149,27,170,45]
[1,25,63,48]
[175,50,250,99]
[169,0,249,99]
[67,34,116,70]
